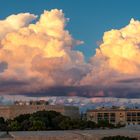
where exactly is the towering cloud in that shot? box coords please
[1,9,140,97]
[80,18,140,97]
[0,9,88,94]
[81,19,140,84]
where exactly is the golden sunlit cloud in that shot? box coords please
[0,9,88,94]
[80,19,140,87]
[0,9,140,97]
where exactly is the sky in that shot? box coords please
[1,0,140,98]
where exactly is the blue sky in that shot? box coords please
[1,0,140,60]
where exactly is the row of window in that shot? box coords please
[127,118,140,121]
[127,112,140,116]
[97,118,115,122]
[97,113,115,117]
[90,112,140,118]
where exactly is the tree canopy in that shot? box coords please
[0,110,122,131]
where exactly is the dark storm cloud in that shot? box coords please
[0,79,29,94]
[13,85,140,98]
[0,79,28,87]
[116,77,140,83]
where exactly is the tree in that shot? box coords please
[20,120,32,131]
[14,114,30,123]
[29,120,46,131]
[0,117,5,124]
[4,110,120,131]
[0,117,8,131]
[97,120,115,128]
[86,120,96,129]
[59,118,72,130]
[102,135,137,140]
[9,120,21,131]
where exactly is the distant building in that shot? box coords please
[14,100,49,106]
[0,100,79,119]
[86,107,140,126]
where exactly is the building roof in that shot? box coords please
[87,108,140,112]
[2,128,140,139]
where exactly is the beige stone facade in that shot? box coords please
[0,105,79,119]
[86,107,140,126]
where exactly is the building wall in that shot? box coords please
[0,105,79,119]
[63,106,80,119]
[0,106,11,119]
[87,109,140,125]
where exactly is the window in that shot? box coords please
[137,113,140,116]
[104,113,109,116]
[127,112,131,116]
[127,117,131,121]
[137,117,140,121]
[132,118,136,121]
[110,119,115,122]
[104,117,109,120]
[97,113,102,117]
[98,118,103,121]
[110,113,115,117]
[132,112,136,116]
[97,113,103,120]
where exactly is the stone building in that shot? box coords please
[86,107,140,126]
[0,101,79,119]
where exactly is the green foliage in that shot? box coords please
[102,135,137,140]
[20,120,32,131]
[86,120,96,129]
[8,120,21,131]
[97,120,114,128]
[29,120,46,131]
[14,114,30,123]
[0,117,5,124]
[0,117,8,131]
[0,110,122,131]
[59,118,72,130]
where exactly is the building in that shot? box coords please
[0,100,79,119]
[14,100,49,106]
[86,107,140,126]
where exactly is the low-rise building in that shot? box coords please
[0,101,79,119]
[86,107,140,126]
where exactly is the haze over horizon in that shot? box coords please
[1,1,140,98]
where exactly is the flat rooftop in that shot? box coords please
[0,127,140,140]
